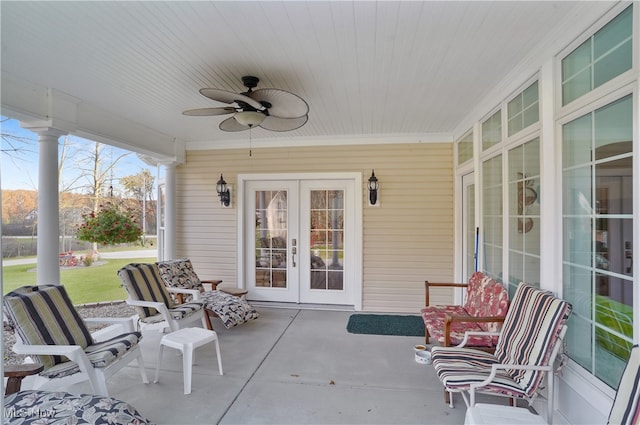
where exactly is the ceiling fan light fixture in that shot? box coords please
[234,110,265,127]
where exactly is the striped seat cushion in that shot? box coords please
[41,331,142,379]
[431,346,531,398]
[431,282,572,398]
[118,262,204,321]
[3,285,93,370]
[138,301,204,324]
[608,345,640,425]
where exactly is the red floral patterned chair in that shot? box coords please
[420,272,509,350]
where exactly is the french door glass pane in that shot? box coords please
[310,190,344,290]
[255,190,288,288]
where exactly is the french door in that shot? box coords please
[242,176,358,305]
[462,172,476,281]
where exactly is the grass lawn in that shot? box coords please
[2,257,155,305]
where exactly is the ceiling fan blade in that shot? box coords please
[219,116,249,132]
[260,115,308,132]
[182,107,236,116]
[249,89,309,119]
[200,88,264,110]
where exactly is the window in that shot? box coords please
[562,95,633,389]
[482,110,502,151]
[561,6,632,105]
[507,138,540,294]
[482,155,503,282]
[507,82,539,136]
[457,131,474,165]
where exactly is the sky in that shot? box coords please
[1,117,157,194]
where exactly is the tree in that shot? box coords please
[121,169,156,236]
[75,142,130,252]
[58,136,90,251]
[1,117,34,157]
[2,190,37,225]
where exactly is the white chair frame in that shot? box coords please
[125,286,207,333]
[446,325,568,424]
[11,317,149,396]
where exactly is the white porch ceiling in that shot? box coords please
[0,1,616,159]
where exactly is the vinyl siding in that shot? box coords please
[176,142,455,313]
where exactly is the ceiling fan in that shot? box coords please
[183,76,309,132]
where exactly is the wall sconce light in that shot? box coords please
[368,170,379,206]
[216,174,231,207]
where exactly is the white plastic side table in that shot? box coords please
[154,327,223,394]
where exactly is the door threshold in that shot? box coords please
[249,301,355,311]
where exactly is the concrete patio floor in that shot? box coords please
[26,307,511,424]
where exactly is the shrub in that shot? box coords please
[76,202,143,246]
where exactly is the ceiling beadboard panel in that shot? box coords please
[1,1,616,152]
[175,142,453,313]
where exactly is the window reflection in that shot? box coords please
[562,94,633,389]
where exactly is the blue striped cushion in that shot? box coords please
[608,345,640,425]
[41,331,142,379]
[137,301,204,325]
[118,262,204,323]
[118,263,176,319]
[494,283,572,395]
[3,285,93,369]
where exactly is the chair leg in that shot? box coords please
[425,326,430,344]
[444,388,454,408]
[443,387,456,408]
[204,309,216,330]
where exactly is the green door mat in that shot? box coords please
[346,314,424,336]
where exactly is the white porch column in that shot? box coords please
[34,128,65,285]
[164,164,177,260]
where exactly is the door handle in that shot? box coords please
[291,246,297,267]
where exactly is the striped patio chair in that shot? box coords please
[3,284,148,396]
[431,282,572,422]
[465,345,640,425]
[117,262,207,332]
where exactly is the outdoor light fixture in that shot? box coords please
[216,174,231,207]
[368,170,379,206]
[234,110,266,127]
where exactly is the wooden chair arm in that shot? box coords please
[442,314,505,347]
[469,316,506,324]
[425,280,469,307]
[4,363,44,395]
[201,279,222,290]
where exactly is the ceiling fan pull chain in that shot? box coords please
[249,126,252,157]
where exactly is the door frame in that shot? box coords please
[237,172,363,310]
